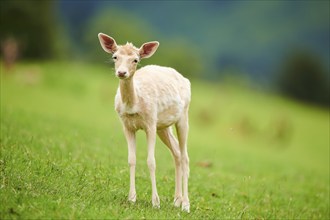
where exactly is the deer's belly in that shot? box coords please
[118,103,183,131]
[156,105,182,129]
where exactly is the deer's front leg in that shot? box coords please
[146,127,160,208]
[124,128,137,203]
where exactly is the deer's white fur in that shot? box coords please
[98,33,191,212]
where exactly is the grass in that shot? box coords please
[0,61,329,219]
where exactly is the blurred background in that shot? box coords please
[1,0,329,107]
[1,1,329,218]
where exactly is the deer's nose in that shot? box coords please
[117,71,127,78]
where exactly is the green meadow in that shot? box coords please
[1,62,329,219]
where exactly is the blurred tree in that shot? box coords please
[1,37,18,70]
[147,38,204,79]
[277,50,329,107]
[0,0,69,59]
[83,7,154,62]
[83,7,203,78]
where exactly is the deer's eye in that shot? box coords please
[133,59,139,63]
[112,56,117,60]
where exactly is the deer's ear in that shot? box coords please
[98,33,117,54]
[139,41,159,59]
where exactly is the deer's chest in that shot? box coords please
[119,112,146,131]
[115,94,152,131]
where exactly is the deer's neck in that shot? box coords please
[119,78,138,108]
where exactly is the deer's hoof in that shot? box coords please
[128,193,136,203]
[182,201,190,213]
[174,196,182,207]
[152,194,160,208]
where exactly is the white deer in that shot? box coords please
[98,33,191,212]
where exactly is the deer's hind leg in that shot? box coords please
[175,110,190,213]
[157,127,182,207]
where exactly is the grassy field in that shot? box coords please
[1,61,329,219]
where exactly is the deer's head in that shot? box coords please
[98,33,159,80]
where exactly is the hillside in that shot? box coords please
[1,62,329,219]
